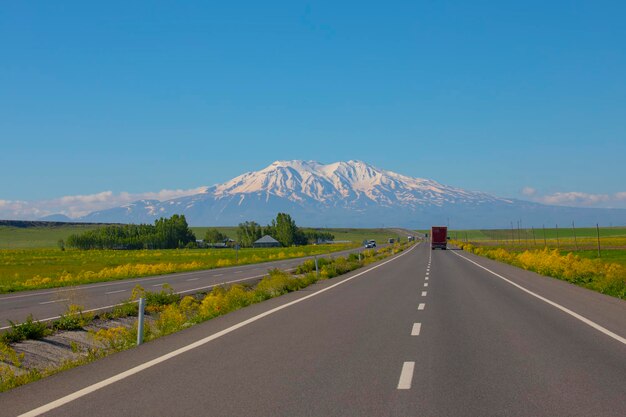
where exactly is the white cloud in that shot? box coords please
[0,187,208,220]
[537,192,611,206]
[521,188,626,208]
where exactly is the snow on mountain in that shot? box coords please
[210,160,507,208]
[78,160,626,228]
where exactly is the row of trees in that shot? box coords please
[231,213,334,247]
[65,212,333,250]
[66,215,196,250]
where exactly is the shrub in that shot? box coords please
[52,305,93,331]
[2,315,50,343]
[93,326,134,351]
[154,304,188,336]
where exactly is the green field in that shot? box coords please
[446,226,626,241]
[570,249,626,267]
[0,244,357,293]
[0,224,103,249]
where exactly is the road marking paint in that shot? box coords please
[104,290,126,295]
[418,303,425,310]
[424,283,428,287]
[213,274,224,277]
[186,278,199,282]
[421,291,427,296]
[451,250,626,346]
[17,244,417,417]
[425,277,429,280]
[426,271,429,275]
[411,323,422,336]
[397,362,415,389]
[39,299,69,305]
[235,271,243,274]
[152,284,165,287]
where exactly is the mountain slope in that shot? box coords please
[79,160,626,228]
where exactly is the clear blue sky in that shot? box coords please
[2,1,625,213]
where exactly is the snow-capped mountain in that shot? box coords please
[78,160,626,228]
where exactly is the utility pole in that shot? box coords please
[542,224,547,247]
[596,223,601,258]
[531,226,536,247]
[555,224,560,250]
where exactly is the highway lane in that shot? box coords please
[2,243,625,417]
[0,246,366,329]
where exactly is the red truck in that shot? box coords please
[431,226,448,250]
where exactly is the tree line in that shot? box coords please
[204,213,334,248]
[65,212,334,250]
[66,215,196,250]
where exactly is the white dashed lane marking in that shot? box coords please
[411,323,422,336]
[418,303,425,310]
[39,299,69,305]
[397,362,415,390]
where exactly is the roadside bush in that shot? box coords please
[93,326,134,351]
[52,305,94,331]
[154,304,189,336]
[2,315,50,344]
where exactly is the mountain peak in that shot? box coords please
[76,159,626,227]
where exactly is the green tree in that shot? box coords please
[273,213,306,246]
[204,228,228,243]
[237,221,263,247]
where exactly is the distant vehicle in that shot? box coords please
[407,235,415,242]
[365,240,377,248]
[431,226,448,250]
[388,238,395,244]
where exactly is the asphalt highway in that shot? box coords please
[2,243,625,417]
[0,246,366,329]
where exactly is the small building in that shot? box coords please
[253,235,281,248]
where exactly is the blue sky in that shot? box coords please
[1,1,625,218]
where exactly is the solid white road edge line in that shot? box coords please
[18,244,418,417]
[104,290,126,295]
[411,323,422,336]
[451,250,626,346]
[397,362,415,389]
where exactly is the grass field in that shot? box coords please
[570,249,626,267]
[443,226,626,254]
[0,244,356,293]
[447,226,626,241]
[0,224,103,249]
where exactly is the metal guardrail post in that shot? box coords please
[315,255,319,278]
[137,297,145,346]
